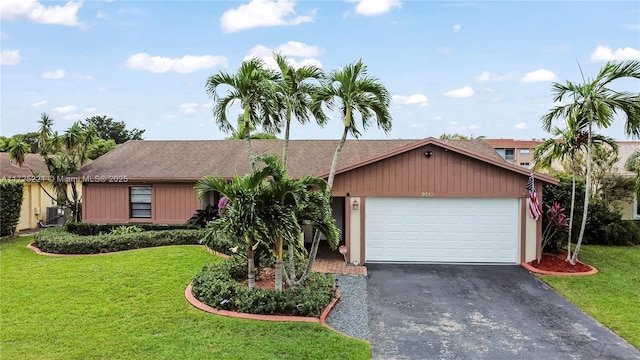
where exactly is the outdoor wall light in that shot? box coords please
[424,151,433,158]
[352,199,359,211]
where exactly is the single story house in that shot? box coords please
[73,138,558,265]
[1,153,56,230]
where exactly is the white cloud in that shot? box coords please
[96,11,107,20]
[444,86,474,98]
[392,93,428,106]
[0,0,83,27]
[41,69,66,80]
[474,71,517,83]
[453,24,461,32]
[348,0,401,16]
[31,100,47,107]
[590,45,640,62]
[514,122,527,130]
[124,53,227,74]
[520,69,557,83]
[180,103,199,114]
[0,49,21,65]
[245,41,322,69]
[52,105,76,114]
[220,0,315,33]
[201,103,213,108]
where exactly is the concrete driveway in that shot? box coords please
[367,264,640,360]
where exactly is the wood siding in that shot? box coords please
[83,183,199,224]
[332,145,527,197]
[153,184,200,224]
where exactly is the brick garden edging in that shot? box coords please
[521,261,599,276]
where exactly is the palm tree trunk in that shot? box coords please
[243,105,255,171]
[567,157,576,261]
[573,124,593,265]
[282,109,292,167]
[275,237,283,291]
[327,126,349,188]
[246,235,256,289]
[285,242,296,287]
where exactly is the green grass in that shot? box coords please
[539,245,640,348]
[0,236,370,360]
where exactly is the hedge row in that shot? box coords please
[65,222,198,236]
[34,227,205,254]
[0,179,24,236]
[191,258,336,318]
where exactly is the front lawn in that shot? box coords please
[539,245,640,348]
[0,236,370,359]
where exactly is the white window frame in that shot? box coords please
[519,149,530,156]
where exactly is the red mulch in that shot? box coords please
[243,268,280,291]
[528,252,592,273]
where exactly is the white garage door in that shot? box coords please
[365,197,519,263]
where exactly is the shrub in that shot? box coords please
[111,225,144,235]
[0,179,24,236]
[65,222,198,236]
[34,227,205,254]
[191,259,336,318]
[186,204,218,228]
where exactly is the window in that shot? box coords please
[635,196,640,220]
[519,149,530,156]
[130,186,151,218]
[520,162,530,167]
[504,148,515,163]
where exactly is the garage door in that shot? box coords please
[365,197,519,263]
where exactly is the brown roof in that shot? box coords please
[0,153,49,178]
[74,138,558,184]
[485,138,544,149]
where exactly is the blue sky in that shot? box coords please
[2,0,639,141]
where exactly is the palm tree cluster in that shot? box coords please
[9,113,96,222]
[196,154,339,291]
[204,54,392,285]
[536,60,640,264]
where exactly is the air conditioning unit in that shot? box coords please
[45,206,69,226]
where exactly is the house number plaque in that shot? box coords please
[421,192,434,198]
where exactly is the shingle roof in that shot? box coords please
[74,138,558,184]
[485,138,544,149]
[0,153,49,178]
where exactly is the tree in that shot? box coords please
[226,114,277,140]
[625,149,640,197]
[82,115,145,144]
[9,113,95,222]
[195,154,338,291]
[541,60,640,264]
[86,139,118,160]
[534,116,617,260]
[273,53,326,166]
[307,59,391,275]
[206,58,281,171]
[439,133,486,140]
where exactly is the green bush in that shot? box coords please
[0,179,24,236]
[543,173,639,247]
[33,227,205,254]
[65,222,198,236]
[191,259,335,318]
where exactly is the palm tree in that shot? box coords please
[541,60,640,264]
[625,149,640,198]
[206,58,281,171]
[313,59,393,189]
[273,53,326,167]
[302,59,391,274]
[195,154,338,291]
[534,116,618,260]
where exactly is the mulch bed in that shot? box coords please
[528,252,593,274]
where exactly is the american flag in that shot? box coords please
[526,173,542,221]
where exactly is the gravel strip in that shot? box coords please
[326,274,369,340]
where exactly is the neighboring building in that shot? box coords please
[614,141,640,220]
[485,139,544,168]
[0,153,55,231]
[75,138,557,265]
